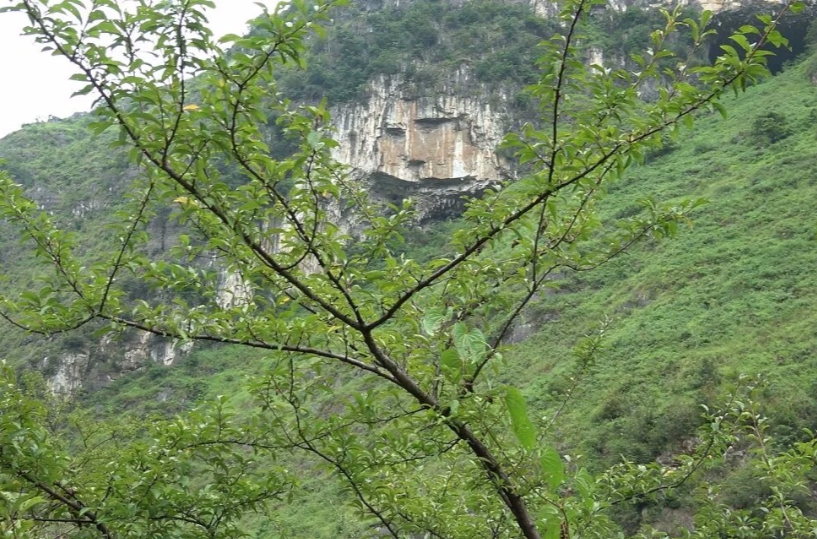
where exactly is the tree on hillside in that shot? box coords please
[0,0,812,538]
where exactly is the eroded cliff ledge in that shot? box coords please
[331,73,512,220]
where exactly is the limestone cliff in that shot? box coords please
[44,332,195,395]
[332,73,512,219]
[325,0,766,221]
[697,0,744,11]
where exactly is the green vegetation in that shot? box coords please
[275,0,706,104]
[0,0,816,538]
[507,56,817,466]
[60,56,817,535]
[584,6,698,59]
[751,110,792,143]
[276,0,559,102]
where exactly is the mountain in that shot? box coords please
[2,0,817,535]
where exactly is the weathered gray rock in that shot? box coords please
[332,72,512,219]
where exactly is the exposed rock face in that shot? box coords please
[695,0,744,12]
[588,46,605,68]
[118,331,193,368]
[46,329,197,394]
[217,269,254,309]
[357,0,552,13]
[48,353,87,395]
[71,198,104,218]
[28,184,60,212]
[332,74,512,219]
[528,0,560,18]
[531,0,748,16]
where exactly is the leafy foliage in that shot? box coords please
[275,0,560,102]
[0,366,291,539]
[0,0,812,538]
[508,60,817,475]
[751,110,792,143]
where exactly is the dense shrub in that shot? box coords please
[276,0,560,103]
[752,111,792,144]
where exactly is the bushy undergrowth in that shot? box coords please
[508,60,817,468]
[11,59,809,537]
[2,6,817,536]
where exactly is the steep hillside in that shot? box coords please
[508,58,817,463]
[44,52,817,538]
[0,0,712,388]
[2,0,817,535]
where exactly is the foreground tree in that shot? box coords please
[0,0,811,538]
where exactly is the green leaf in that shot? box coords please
[306,130,322,149]
[700,9,712,28]
[540,445,564,490]
[449,399,459,415]
[504,386,536,451]
[18,495,47,512]
[453,323,487,363]
[219,33,242,43]
[575,468,596,512]
[440,347,462,381]
[87,9,107,23]
[538,504,561,539]
[422,307,446,336]
[730,33,751,52]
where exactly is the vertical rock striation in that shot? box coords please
[331,74,512,219]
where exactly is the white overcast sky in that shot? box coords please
[0,1,275,139]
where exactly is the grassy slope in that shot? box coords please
[509,58,817,466]
[59,58,817,537]
[2,21,817,537]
